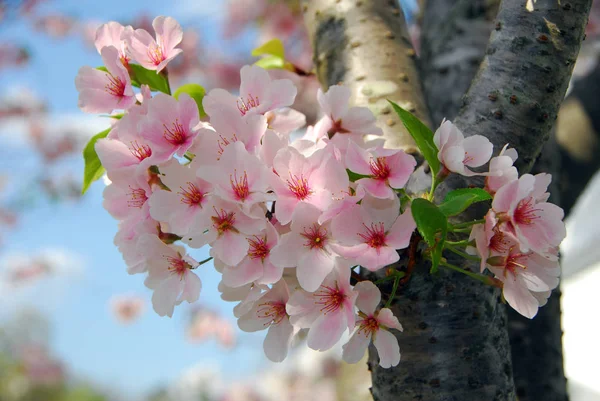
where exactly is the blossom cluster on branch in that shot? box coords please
[75,16,566,368]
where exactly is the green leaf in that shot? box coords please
[411,198,448,273]
[346,169,370,183]
[388,100,441,176]
[438,188,493,216]
[254,55,285,70]
[174,83,207,118]
[129,64,170,94]
[82,128,110,195]
[252,39,285,59]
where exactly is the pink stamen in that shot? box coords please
[217,134,238,157]
[505,247,529,276]
[178,182,204,206]
[256,301,286,325]
[369,157,391,181]
[286,173,312,200]
[147,44,165,66]
[314,283,346,314]
[358,222,387,249]
[164,255,191,278]
[300,224,328,250]
[357,315,379,335]
[248,235,270,260]
[230,170,250,201]
[127,187,147,208]
[514,197,541,225]
[211,207,237,236]
[104,73,126,97]
[237,94,260,116]
[129,141,152,161]
[163,119,187,145]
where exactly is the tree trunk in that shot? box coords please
[302,1,592,400]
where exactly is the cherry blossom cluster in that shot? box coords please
[75,16,566,367]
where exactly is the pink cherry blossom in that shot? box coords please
[316,85,383,139]
[332,196,415,271]
[222,221,282,287]
[203,65,297,118]
[485,237,560,319]
[286,260,358,351]
[94,21,133,65]
[318,185,366,224]
[266,108,306,134]
[148,159,213,236]
[468,210,503,272]
[271,147,349,225]
[433,119,493,176]
[102,179,151,221]
[127,16,183,72]
[492,174,565,258]
[270,203,339,292]
[238,280,295,362]
[139,93,200,157]
[342,281,403,368]
[138,234,201,317]
[486,145,519,194]
[197,141,275,213]
[75,46,135,113]
[109,294,145,324]
[345,141,416,199]
[113,214,161,275]
[184,198,265,266]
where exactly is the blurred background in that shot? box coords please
[0,0,598,400]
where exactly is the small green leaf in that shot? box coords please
[82,128,110,194]
[411,198,448,273]
[438,188,493,216]
[346,169,370,183]
[96,66,108,72]
[174,83,206,118]
[129,64,170,94]
[388,100,441,176]
[254,55,285,70]
[252,39,285,59]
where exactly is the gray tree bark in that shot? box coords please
[302,1,592,400]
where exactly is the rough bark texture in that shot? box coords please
[301,0,429,152]
[303,1,516,401]
[420,0,500,124]
[454,0,593,172]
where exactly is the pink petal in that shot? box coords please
[152,274,184,317]
[358,178,394,199]
[318,85,350,120]
[373,329,401,368]
[342,330,371,364]
[223,257,264,288]
[264,318,294,362]
[502,275,539,319]
[462,135,493,167]
[385,209,415,250]
[180,271,202,303]
[387,151,417,189]
[377,308,403,331]
[307,310,346,351]
[297,249,336,292]
[345,141,372,176]
[354,281,381,314]
[153,16,183,54]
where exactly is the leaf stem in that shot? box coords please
[450,219,485,230]
[446,245,481,262]
[193,256,213,269]
[439,260,500,287]
[384,275,401,308]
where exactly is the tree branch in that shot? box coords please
[301,0,429,151]
[454,0,593,172]
[420,0,500,124]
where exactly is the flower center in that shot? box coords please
[505,248,529,276]
[248,235,270,260]
[513,197,540,225]
[358,222,387,249]
[129,141,152,161]
[217,134,238,158]
[256,301,286,325]
[164,255,191,278]
[463,152,474,165]
[230,170,250,201]
[327,119,351,138]
[178,182,204,206]
[237,94,260,116]
[163,119,187,145]
[127,187,148,208]
[358,315,379,335]
[211,207,238,236]
[104,73,126,97]
[147,44,165,66]
[286,173,312,200]
[300,224,328,250]
[314,284,346,314]
[369,157,391,181]
[489,227,509,253]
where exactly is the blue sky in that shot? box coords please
[0,0,418,398]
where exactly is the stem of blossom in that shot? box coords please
[161,69,172,95]
[445,239,473,247]
[384,274,401,309]
[445,245,481,262]
[439,260,501,287]
[449,219,485,231]
[192,256,213,269]
[374,271,405,285]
